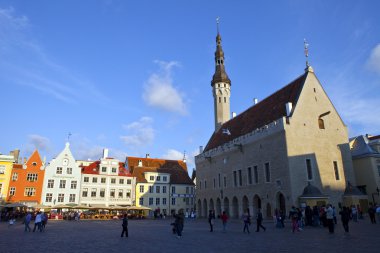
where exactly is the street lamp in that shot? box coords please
[371,187,380,205]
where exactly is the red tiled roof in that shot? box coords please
[204,72,307,152]
[127,157,193,185]
[81,161,132,176]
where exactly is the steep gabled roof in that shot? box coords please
[204,72,307,152]
[127,157,193,185]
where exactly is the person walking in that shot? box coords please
[242,210,250,233]
[339,206,350,233]
[121,213,129,237]
[368,205,376,224]
[33,212,42,232]
[174,209,185,238]
[24,212,32,232]
[41,212,48,231]
[289,206,300,233]
[220,211,229,232]
[326,204,334,233]
[256,209,266,232]
[208,210,215,232]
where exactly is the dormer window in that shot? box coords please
[138,160,142,167]
[150,176,154,181]
[112,167,117,173]
[32,162,37,166]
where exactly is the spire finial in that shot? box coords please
[216,17,220,34]
[183,150,187,163]
[67,132,72,142]
[304,38,309,67]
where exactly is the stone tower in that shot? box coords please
[211,24,231,131]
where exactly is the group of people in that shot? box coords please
[207,208,266,234]
[22,211,48,232]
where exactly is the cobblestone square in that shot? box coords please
[0,218,379,253]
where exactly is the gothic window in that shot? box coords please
[224,97,226,103]
[333,161,340,180]
[265,163,271,183]
[219,97,221,103]
[306,159,313,180]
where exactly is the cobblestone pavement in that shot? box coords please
[0,218,379,253]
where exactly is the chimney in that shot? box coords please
[199,146,204,154]
[232,112,237,118]
[103,148,109,159]
[254,98,258,105]
[10,149,20,163]
[286,102,293,117]
[146,154,150,158]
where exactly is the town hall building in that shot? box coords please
[195,27,365,219]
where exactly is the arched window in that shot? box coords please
[219,97,221,103]
[224,97,226,103]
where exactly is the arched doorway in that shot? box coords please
[232,196,239,218]
[197,199,202,218]
[223,197,230,215]
[276,192,286,213]
[216,198,222,216]
[266,203,272,218]
[242,195,249,214]
[203,199,208,218]
[210,199,215,212]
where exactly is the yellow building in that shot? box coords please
[127,156,195,217]
[0,151,18,202]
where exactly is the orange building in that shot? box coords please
[8,150,45,207]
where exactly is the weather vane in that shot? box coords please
[304,38,309,67]
[216,17,220,33]
[67,132,72,142]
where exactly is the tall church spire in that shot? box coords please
[211,18,231,131]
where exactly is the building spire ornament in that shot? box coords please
[304,39,314,73]
[216,17,220,34]
[211,18,231,131]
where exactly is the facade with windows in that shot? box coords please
[79,152,136,207]
[41,143,81,206]
[8,150,45,206]
[350,134,380,205]
[0,151,18,202]
[195,30,358,219]
[128,156,195,216]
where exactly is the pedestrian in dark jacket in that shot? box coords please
[339,206,350,233]
[174,209,185,238]
[256,209,266,232]
[121,214,128,237]
[208,210,215,232]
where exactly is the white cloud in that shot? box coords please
[367,44,380,74]
[0,7,108,104]
[25,134,52,154]
[120,117,155,147]
[162,149,184,160]
[142,60,187,115]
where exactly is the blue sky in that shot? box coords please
[0,1,379,175]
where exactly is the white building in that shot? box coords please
[41,143,81,205]
[79,150,136,207]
